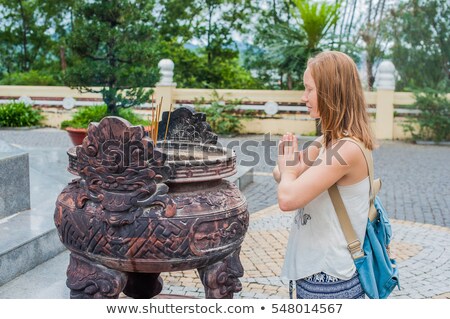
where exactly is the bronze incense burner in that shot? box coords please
[54,107,249,299]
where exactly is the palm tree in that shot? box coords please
[291,0,341,52]
[266,0,342,89]
[290,0,341,134]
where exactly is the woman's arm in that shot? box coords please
[273,135,323,184]
[277,139,363,211]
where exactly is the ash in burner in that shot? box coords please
[158,142,233,163]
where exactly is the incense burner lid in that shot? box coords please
[157,106,218,145]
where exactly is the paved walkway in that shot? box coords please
[0,128,449,299]
[159,205,450,299]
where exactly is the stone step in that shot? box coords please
[226,165,254,191]
[0,250,70,298]
[0,164,69,286]
[0,144,73,286]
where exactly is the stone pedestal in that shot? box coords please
[0,141,30,218]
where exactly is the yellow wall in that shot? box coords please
[39,107,74,128]
[2,85,438,140]
[38,106,416,140]
[240,116,316,136]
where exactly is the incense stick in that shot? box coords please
[163,103,173,145]
[150,94,155,143]
[154,97,163,143]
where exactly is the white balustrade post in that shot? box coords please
[374,60,396,140]
[154,59,176,119]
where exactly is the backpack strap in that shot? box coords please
[328,185,365,260]
[328,138,381,260]
[334,137,381,221]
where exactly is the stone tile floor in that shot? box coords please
[0,128,449,299]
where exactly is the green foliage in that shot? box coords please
[261,24,309,88]
[248,0,341,90]
[193,0,254,65]
[0,102,44,127]
[388,0,449,91]
[291,0,341,51]
[161,40,262,89]
[194,91,245,135]
[156,0,198,43]
[0,70,60,86]
[196,54,263,89]
[178,0,257,89]
[0,0,54,73]
[0,0,262,90]
[403,90,450,142]
[60,105,148,129]
[64,0,160,115]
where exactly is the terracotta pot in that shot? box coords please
[66,126,152,146]
[65,127,87,145]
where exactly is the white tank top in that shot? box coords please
[281,176,369,281]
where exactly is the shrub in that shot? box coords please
[194,91,245,135]
[61,104,148,129]
[0,102,44,127]
[0,71,60,86]
[403,90,450,142]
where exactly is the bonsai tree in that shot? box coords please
[64,0,161,117]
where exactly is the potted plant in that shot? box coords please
[62,0,161,144]
[61,104,149,145]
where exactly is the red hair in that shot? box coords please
[307,51,376,150]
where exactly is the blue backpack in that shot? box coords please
[329,138,400,299]
[355,196,400,298]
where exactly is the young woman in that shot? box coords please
[273,51,376,299]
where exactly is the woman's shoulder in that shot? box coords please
[329,138,366,166]
[314,135,324,143]
[306,135,324,150]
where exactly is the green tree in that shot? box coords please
[154,0,259,89]
[292,0,341,52]
[359,0,390,90]
[64,0,161,116]
[189,0,256,88]
[0,0,76,83]
[193,0,253,67]
[327,0,395,90]
[249,0,341,90]
[155,0,200,43]
[245,0,302,89]
[0,0,53,73]
[35,0,76,75]
[388,0,449,91]
[0,0,260,89]
[150,1,206,88]
[332,0,359,50]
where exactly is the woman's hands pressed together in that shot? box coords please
[277,132,304,179]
